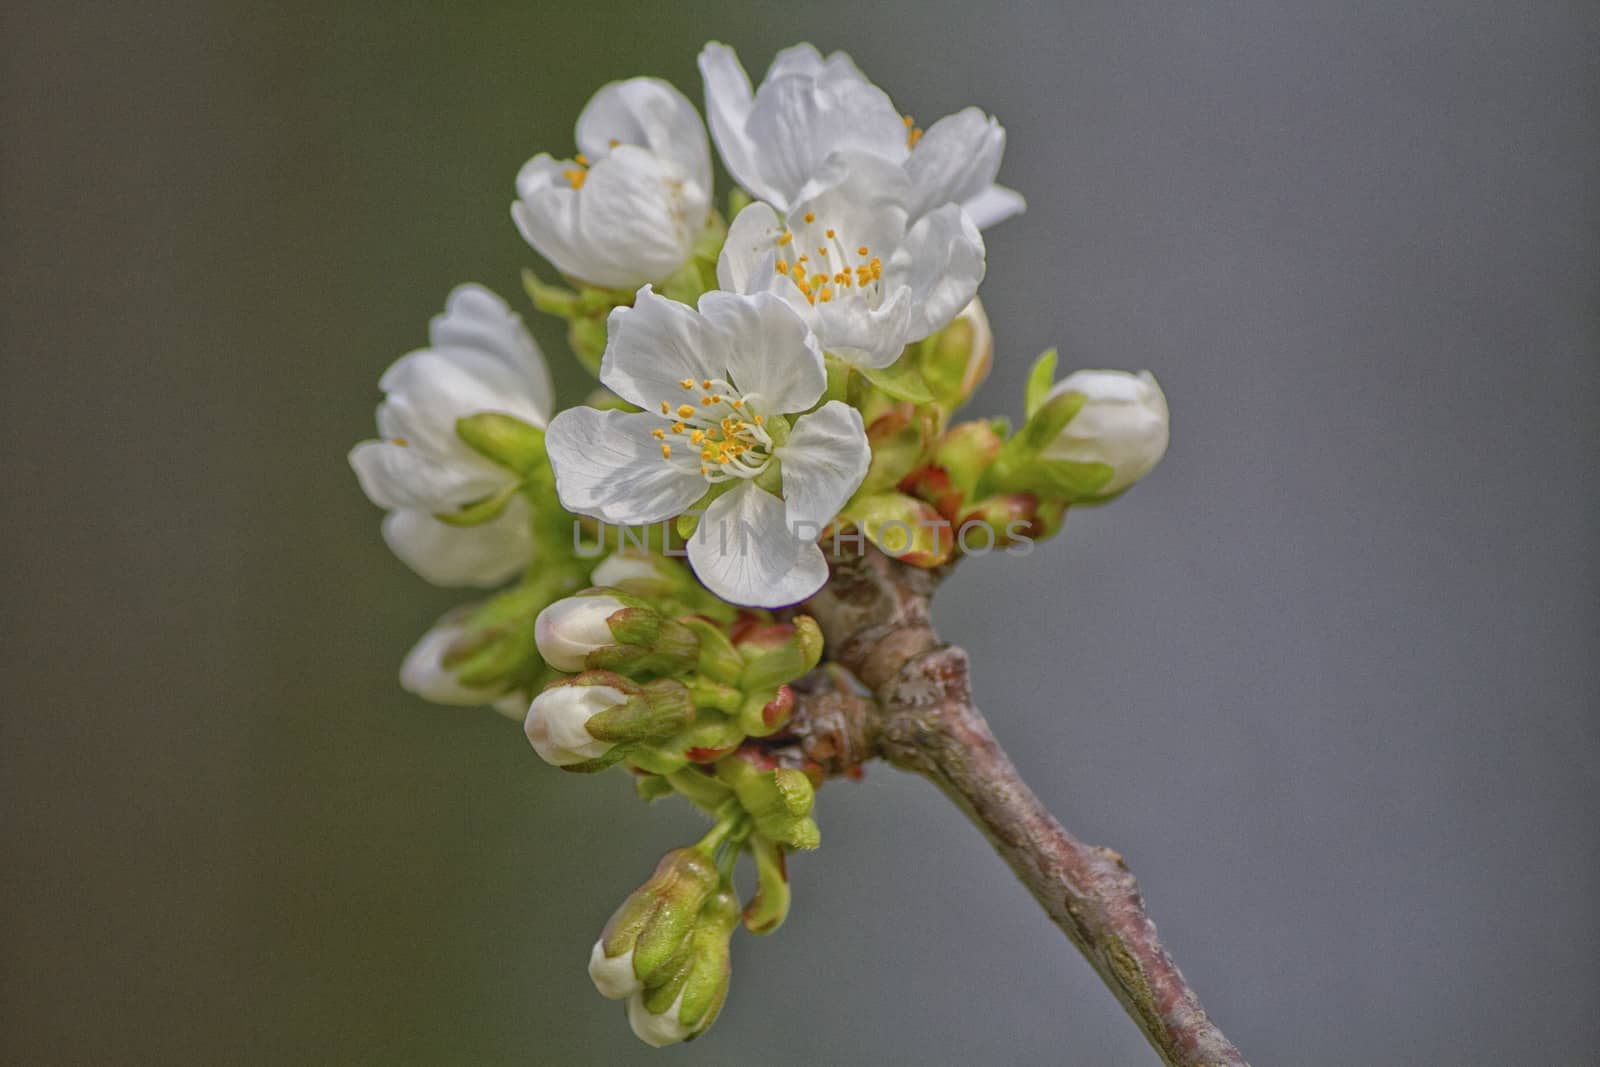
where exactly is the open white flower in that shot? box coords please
[717,152,984,368]
[512,78,712,290]
[700,41,1025,229]
[349,285,551,587]
[545,287,869,608]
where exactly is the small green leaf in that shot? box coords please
[1024,348,1059,419]
[1030,458,1116,500]
[1021,389,1086,450]
[860,358,933,403]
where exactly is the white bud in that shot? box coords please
[524,683,626,765]
[534,594,628,672]
[399,614,500,707]
[1041,370,1169,495]
[588,941,641,1000]
[626,988,693,1048]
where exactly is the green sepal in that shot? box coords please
[1024,348,1059,419]
[1028,458,1116,500]
[583,678,694,744]
[679,618,744,685]
[455,412,545,475]
[634,774,675,803]
[558,744,633,774]
[432,480,522,527]
[1020,388,1085,451]
[741,834,791,934]
[860,358,933,403]
[522,269,578,319]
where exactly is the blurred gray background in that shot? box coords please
[3,2,1596,1063]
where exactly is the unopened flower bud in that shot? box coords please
[844,492,955,568]
[858,403,940,495]
[1038,370,1169,498]
[535,590,698,675]
[524,676,627,766]
[918,297,993,410]
[625,886,740,1046]
[526,671,693,767]
[716,758,819,850]
[400,588,543,708]
[535,592,630,672]
[732,617,824,694]
[589,848,722,1002]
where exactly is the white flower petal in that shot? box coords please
[377,347,545,455]
[811,285,915,368]
[512,149,699,289]
[696,290,826,414]
[777,402,870,532]
[960,183,1027,230]
[889,204,986,341]
[627,988,693,1048]
[687,483,829,608]
[381,502,533,588]
[698,43,777,206]
[716,200,787,294]
[575,77,711,195]
[400,615,501,707]
[349,437,506,513]
[743,57,906,207]
[905,107,1006,220]
[597,286,721,410]
[546,407,707,526]
[429,285,553,425]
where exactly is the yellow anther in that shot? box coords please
[729,398,743,409]
[391,437,409,447]
[660,443,672,459]
[563,168,587,189]
[677,404,695,418]
[608,138,620,148]
[775,260,789,274]
[671,421,686,434]
[903,114,915,127]
[857,246,869,256]
[701,379,712,389]
[650,428,665,440]
[777,231,793,245]
[804,212,816,223]
[660,401,670,414]
[574,153,589,166]
[679,378,694,389]
[753,414,764,424]
[690,429,706,444]
[825,228,836,238]
[819,287,834,303]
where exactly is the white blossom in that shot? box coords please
[534,594,628,673]
[700,42,1024,229]
[717,152,984,368]
[523,682,626,766]
[512,78,712,289]
[350,285,551,587]
[544,287,869,607]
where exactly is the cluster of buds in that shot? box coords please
[831,310,1170,570]
[515,557,826,1044]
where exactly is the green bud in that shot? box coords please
[917,298,993,410]
[628,886,740,1046]
[717,759,819,848]
[842,492,955,568]
[581,676,695,744]
[932,420,1004,497]
[734,617,824,693]
[737,684,795,737]
[592,848,722,996]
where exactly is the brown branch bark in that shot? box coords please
[782,546,1247,1067]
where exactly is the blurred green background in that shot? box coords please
[4,2,1597,1063]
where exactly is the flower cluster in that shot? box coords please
[349,42,1169,1047]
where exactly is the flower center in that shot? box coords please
[771,212,885,308]
[652,378,773,482]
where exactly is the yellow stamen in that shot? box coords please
[660,443,672,459]
[777,231,793,246]
[563,168,587,189]
[804,212,816,223]
[680,378,694,389]
[825,229,836,238]
[650,428,665,440]
[574,153,589,166]
[676,404,695,419]
[857,246,869,256]
[660,401,670,414]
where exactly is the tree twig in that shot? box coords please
[783,546,1247,1067]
